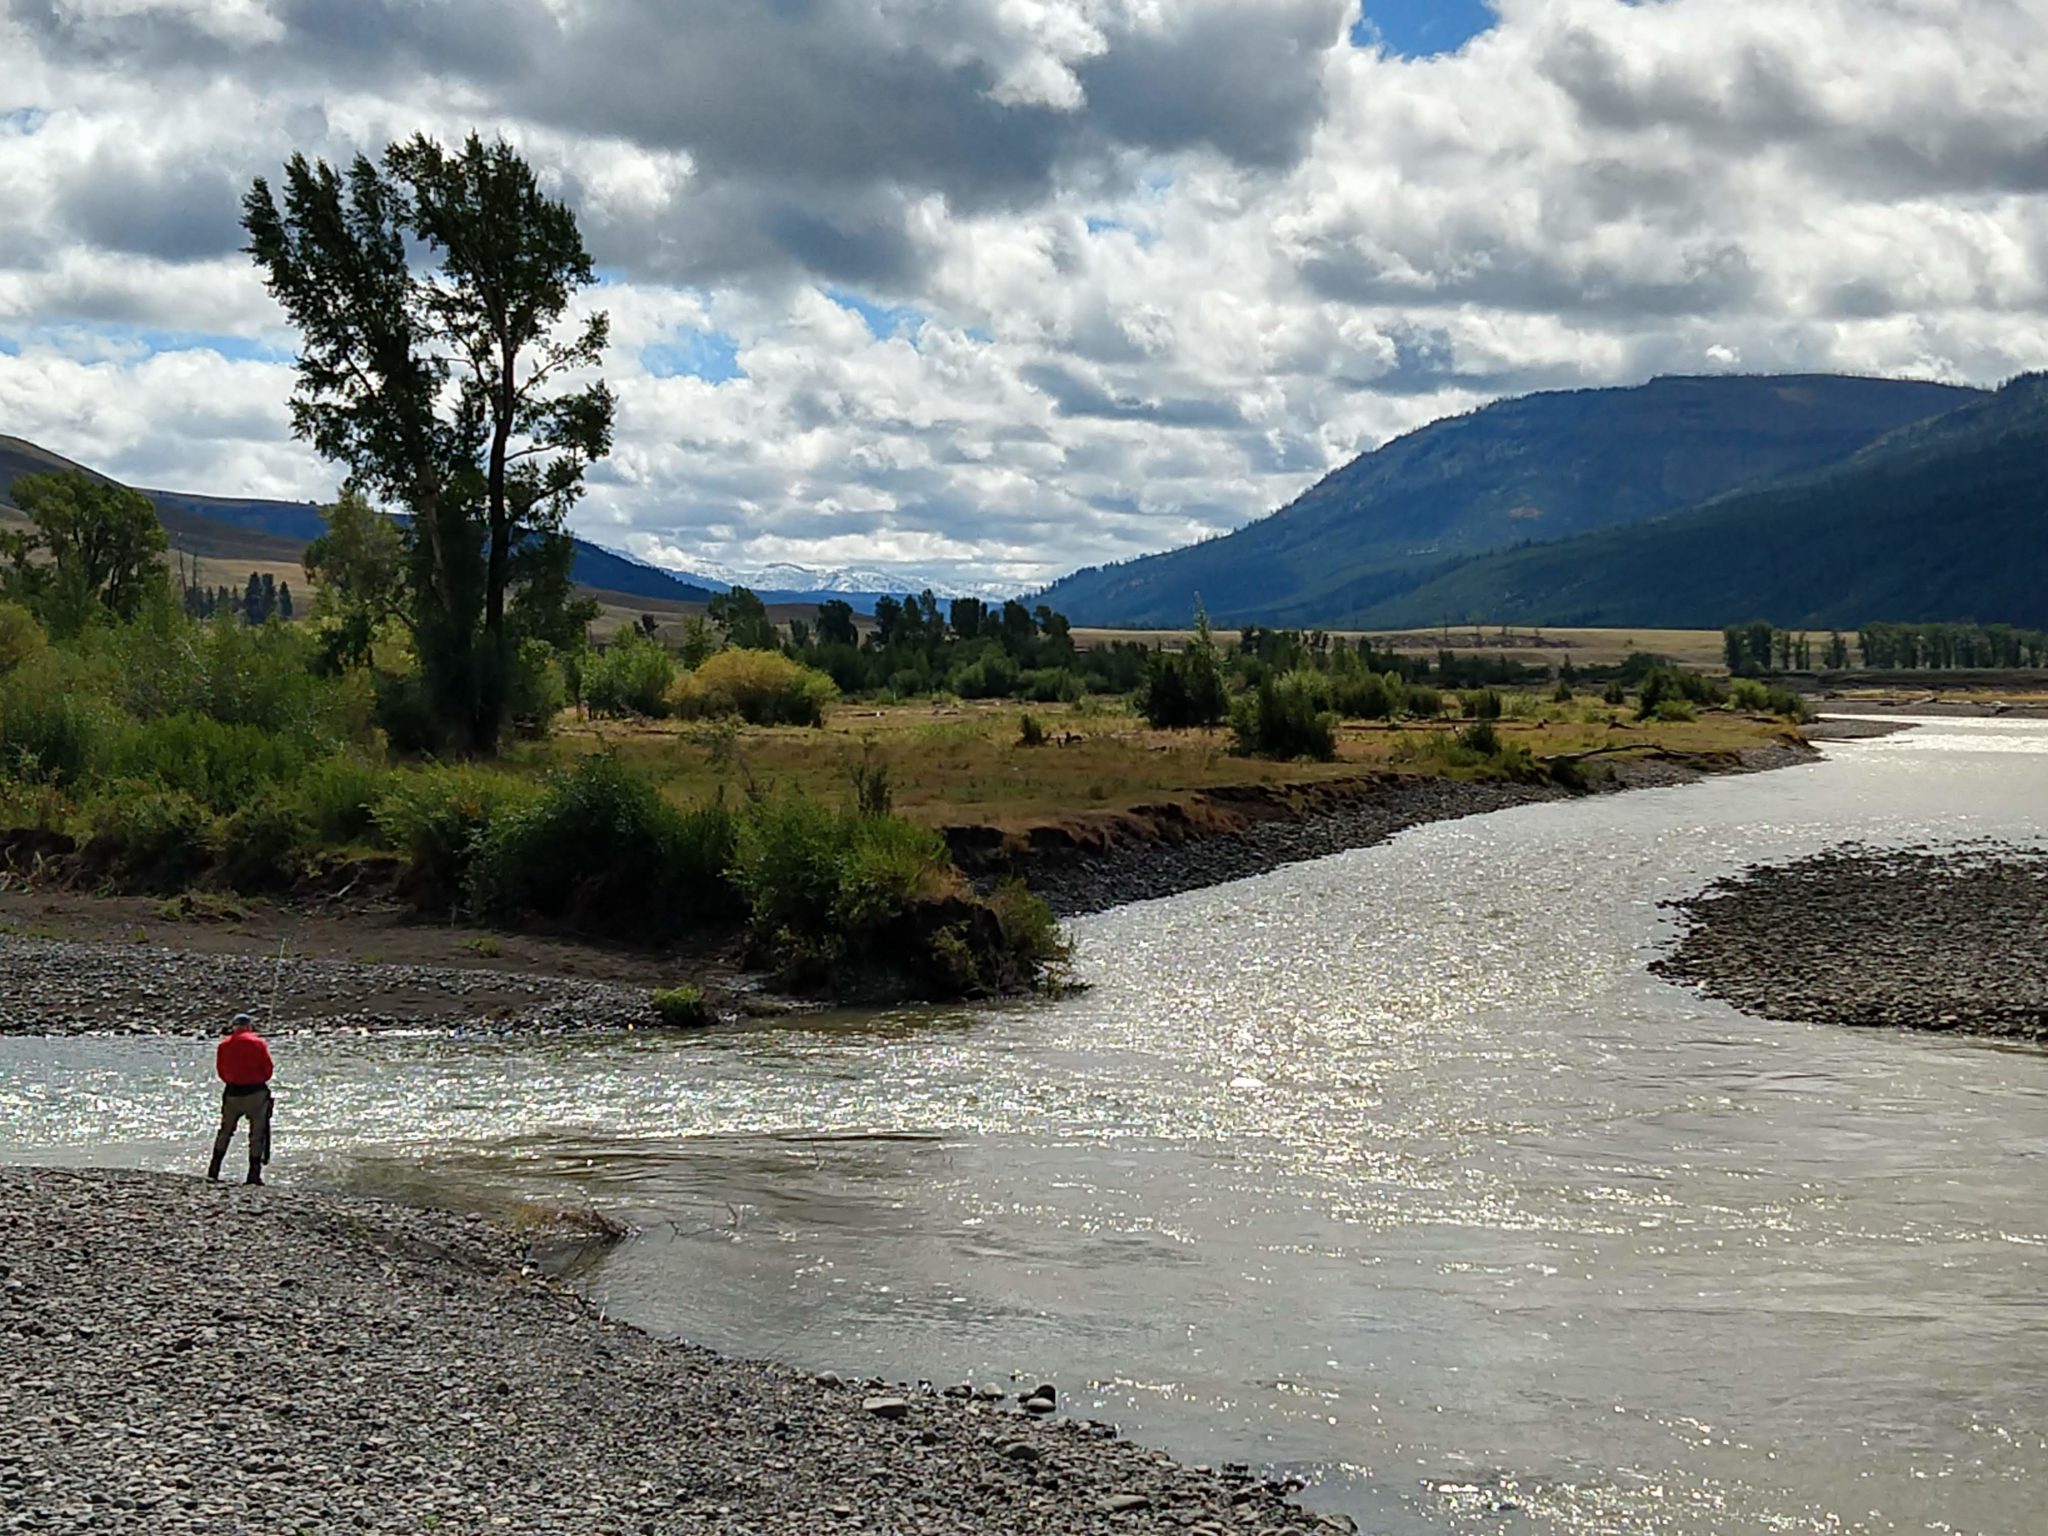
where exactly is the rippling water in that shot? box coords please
[5,717,2046,1535]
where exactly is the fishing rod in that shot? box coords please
[261,938,287,1170]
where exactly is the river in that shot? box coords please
[4,716,2045,1535]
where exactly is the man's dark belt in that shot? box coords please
[222,1082,271,1096]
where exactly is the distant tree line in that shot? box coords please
[1854,622,2048,670]
[178,568,295,625]
[1727,621,2048,674]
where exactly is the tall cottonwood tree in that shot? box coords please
[2,471,168,632]
[243,132,613,752]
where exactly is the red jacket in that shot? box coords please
[216,1030,274,1088]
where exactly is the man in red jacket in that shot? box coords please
[208,1013,274,1186]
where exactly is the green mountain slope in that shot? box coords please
[1350,375,2048,630]
[1037,374,1982,627]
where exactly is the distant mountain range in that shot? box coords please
[1034,374,1994,629]
[14,365,2044,635]
[0,436,1014,613]
[1343,373,2048,630]
[591,545,1019,607]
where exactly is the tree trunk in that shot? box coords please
[477,347,516,755]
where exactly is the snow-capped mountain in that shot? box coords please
[738,563,1019,602]
[593,543,1019,603]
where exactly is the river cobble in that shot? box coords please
[0,1167,1348,1536]
[1653,840,2048,1040]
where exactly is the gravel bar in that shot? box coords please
[0,1167,1351,1536]
[0,932,664,1038]
[1652,841,2048,1040]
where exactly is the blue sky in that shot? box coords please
[1353,0,1496,57]
[641,327,743,383]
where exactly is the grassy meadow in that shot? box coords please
[1074,624,1733,672]
[517,693,1794,833]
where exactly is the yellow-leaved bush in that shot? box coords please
[670,648,837,727]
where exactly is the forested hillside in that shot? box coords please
[1037,375,1980,627]
[1351,375,2048,630]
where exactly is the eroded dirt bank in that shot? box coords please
[1653,842,2048,1041]
[951,743,1816,917]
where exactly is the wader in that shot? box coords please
[208,1085,272,1185]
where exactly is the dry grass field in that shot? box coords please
[1073,624,1732,671]
[506,696,1792,831]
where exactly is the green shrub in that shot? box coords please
[0,778,73,832]
[108,712,306,813]
[1728,678,1771,712]
[1458,719,1501,755]
[1766,686,1811,722]
[0,603,47,674]
[732,794,950,946]
[0,679,112,787]
[1018,668,1082,704]
[90,609,360,751]
[1491,742,1540,781]
[952,651,1019,699]
[1402,685,1443,719]
[219,795,310,893]
[1136,632,1229,729]
[1651,698,1697,723]
[1636,664,1726,720]
[584,629,676,717]
[672,648,836,726]
[1018,712,1047,747]
[848,742,893,817]
[1460,688,1504,720]
[89,781,215,889]
[465,753,740,935]
[650,984,713,1028]
[988,879,1071,979]
[375,765,534,908]
[1552,679,1575,704]
[291,756,392,847]
[507,639,567,735]
[372,670,450,755]
[1231,671,1337,761]
[1328,670,1393,720]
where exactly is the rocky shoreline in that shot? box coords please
[0,929,683,1039]
[0,1166,1348,1536]
[970,742,1815,918]
[1653,841,2048,1040]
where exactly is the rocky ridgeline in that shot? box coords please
[1653,841,2048,1040]
[0,1168,1350,1536]
[0,931,659,1038]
